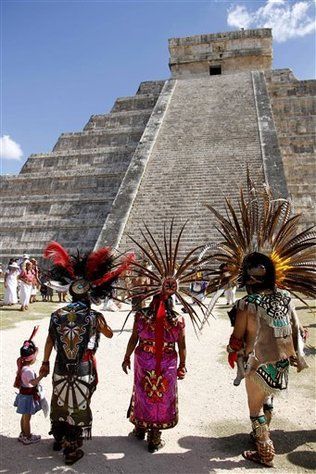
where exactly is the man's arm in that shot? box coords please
[96,313,113,338]
[122,319,139,374]
[39,334,54,377]
[227,308,247,368]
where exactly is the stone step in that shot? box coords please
[0,172,124,196]
[111,94,160,113]
[269,97,316,115]
[118,72,266,256]
[83,109,153,131]
[20,146,136,173]
[0,216,106,229]
[268,81,316,97]
[0,193,113,205]
[0,198,111,218]
[53,126,145,152]
[136,80,165,95]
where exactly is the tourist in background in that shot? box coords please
[3,261,20,305]
[18,261,34,311]
[30,258,40,303]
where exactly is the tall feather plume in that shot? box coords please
[205,172,316,301]
[125,221,213,331]
[43,241,75,279]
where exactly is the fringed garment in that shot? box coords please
[239,291,296,394]
[49,301,101,438]
[129,310,185,430]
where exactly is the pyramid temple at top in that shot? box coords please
[0,28,315,261]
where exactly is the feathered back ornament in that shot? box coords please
[44,242,75,279]
[43,241,135,300]
[124,220,213,332]
[205,171,316,299]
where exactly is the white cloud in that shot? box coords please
[0,135,23,160]
[227,0,316,42]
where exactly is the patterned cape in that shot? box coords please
[49,301,101,434]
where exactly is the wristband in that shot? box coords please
[228,335,243,352]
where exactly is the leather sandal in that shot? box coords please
[242,448,274,467]
[64,449,84,465]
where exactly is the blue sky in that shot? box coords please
[1,0,315,174]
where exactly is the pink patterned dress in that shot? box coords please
[129,310,185,430]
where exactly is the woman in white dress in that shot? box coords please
[3,262,20,305]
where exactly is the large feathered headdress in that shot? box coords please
[205,171,316,300]
[124,220,213,331]
[43,241,134,301]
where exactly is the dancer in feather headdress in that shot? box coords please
[205,172,315,467]
[39,242,134,465]
[121,221,210,452]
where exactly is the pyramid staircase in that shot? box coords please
[0,81,165,260]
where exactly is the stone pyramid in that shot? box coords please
[0,28,315,261]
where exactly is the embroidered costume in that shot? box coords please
[40,242,134,465]
[205,172,315,467]
[122,222,212,452]
[129,300,185,431]
[49,301,102,437]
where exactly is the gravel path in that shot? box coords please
[1,298,315,473]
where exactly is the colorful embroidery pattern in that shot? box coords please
[244,292,291,337]
[143,370,169,403]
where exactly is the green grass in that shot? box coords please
[0,300,61,330]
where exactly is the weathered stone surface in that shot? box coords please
[265,69,316,229]
[169,28,272,78]
[118,72,266,255]
[0,80,165,259]
[0,30,314,262]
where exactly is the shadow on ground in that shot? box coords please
[0,429,315,474]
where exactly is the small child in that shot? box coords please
[14,326,44,445]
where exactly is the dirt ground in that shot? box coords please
[0,296,315,474]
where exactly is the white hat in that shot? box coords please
[9,262,20,269]
[23,254,30,259]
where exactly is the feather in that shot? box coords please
[43,241,75,278]
[85,247,112,281]
[91,252,135,287]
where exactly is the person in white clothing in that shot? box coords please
[3,261,20,305]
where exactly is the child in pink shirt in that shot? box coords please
[14,326,44,445]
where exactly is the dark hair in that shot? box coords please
[20,340,37,358]
[239,252,276,292]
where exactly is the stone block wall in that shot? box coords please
[266,69,316,229]
[169,28,272,78]
[0,80,165,260]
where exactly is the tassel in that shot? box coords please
[155,297,166,374]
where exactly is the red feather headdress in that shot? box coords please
[43,241,75,279]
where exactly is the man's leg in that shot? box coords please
[263,395,274,427]
[62,424,84,465]
[243,377,275,466]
